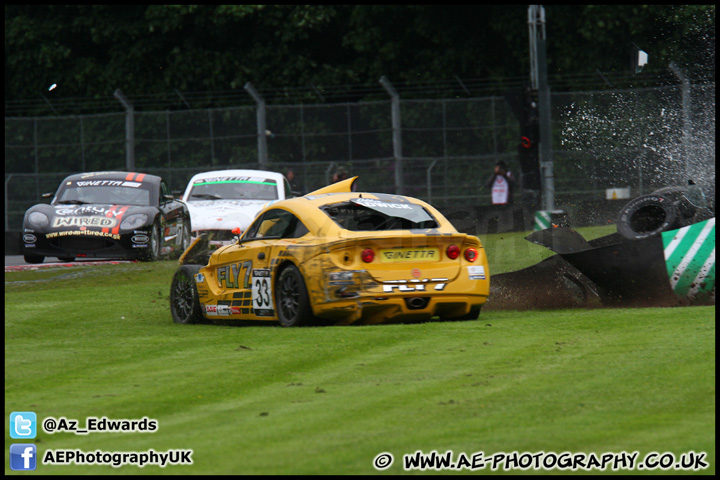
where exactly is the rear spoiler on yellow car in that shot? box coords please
[305,176,358,196]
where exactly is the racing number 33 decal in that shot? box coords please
[252,269,274,316]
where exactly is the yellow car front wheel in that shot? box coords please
[170,265,205,324]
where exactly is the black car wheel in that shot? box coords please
[276,264,316,327]
[170,265,205,324]
[23,254,44,264]
[140,222,162,261]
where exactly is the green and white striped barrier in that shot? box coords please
[533,210,566,231]
[534,210,552,231]
[662,217,715,302]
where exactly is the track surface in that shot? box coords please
[4,255,135,272]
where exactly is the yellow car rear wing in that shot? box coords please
[306,176,358,196]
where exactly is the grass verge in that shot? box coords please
[4,254,715,475]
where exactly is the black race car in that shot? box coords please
[21,171,191,263]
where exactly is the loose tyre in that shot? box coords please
[616,194,678,240]
[276,264,316,327]
[170,265,205,324]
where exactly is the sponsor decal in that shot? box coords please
[217,261,253,289]
[75,180,124,187]
[252,269,274,316]
[352,197,433,223]
[380,248,439,263]
[23,234,37,243]
[382,278,449,293]
[55,206,109,216]
[353,198,413,210]
[132,234,150,244]
[193,176,276,186]
[52,216,118,228]
[46,230,120,240]
[205,304,242,317]
[467,265,486,280]
[71,172,144,184]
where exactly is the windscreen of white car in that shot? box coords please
[188,176,279,201]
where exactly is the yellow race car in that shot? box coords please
[170,177,489,326]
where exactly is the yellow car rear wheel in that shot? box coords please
[276,264,317,327]
[441,305,481,321]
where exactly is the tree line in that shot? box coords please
[4,5,715,112]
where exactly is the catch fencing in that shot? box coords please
[5,83,715,232]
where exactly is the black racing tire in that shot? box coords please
[23,254,45,264]
[140,221,162,262]
[441,305,482,321]
[170,264,205,324]
[276,264,316,327]
[616,194,679,240]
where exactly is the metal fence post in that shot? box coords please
[79,116,86,171]
[427,160,438,204]
[5,174,13,231]
[379,76,404,195]
[33,118,39,199]
[244,82,268,169]
[529,5,555,211]
[669,62,692,180]
[208,109,216,165]
[113,89,135,171]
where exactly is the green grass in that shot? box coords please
[4,249,715,475]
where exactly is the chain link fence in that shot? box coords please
[5,84,715,233]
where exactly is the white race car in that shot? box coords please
[181,169,294,248]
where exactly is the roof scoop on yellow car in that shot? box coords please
[306,176,358,196]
